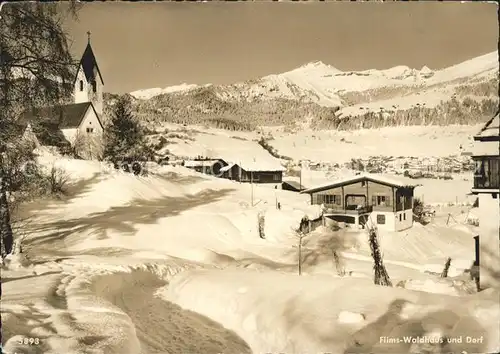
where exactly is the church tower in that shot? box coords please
[73,32,104,116]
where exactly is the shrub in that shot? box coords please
[257,212,265,239]
[367,225,392,286]
[47,165,69,195]
[413,197,427,224]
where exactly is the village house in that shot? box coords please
[281,180,307,192]
[301,173,419,232]
[470,111,500,290]
[183,158,228,176]
[18,33,105,159]
[220,162,284,184]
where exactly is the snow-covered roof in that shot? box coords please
[223,159,285,172]
[219,164,234,172]
[300,173,419,194]
[475,112,499,140]
[184,159,222,168]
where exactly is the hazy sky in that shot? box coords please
[63,2,498,94]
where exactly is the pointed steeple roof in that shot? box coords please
[76,34,104,85]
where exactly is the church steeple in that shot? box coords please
[73,32,104,115]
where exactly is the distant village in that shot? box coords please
[172,153,475,191]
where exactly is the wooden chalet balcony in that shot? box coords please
[323,205,373,215]
[472,156,500,191]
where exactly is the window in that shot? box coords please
[319,194,342,205]
[273,174,280,181]
[372,195,390,206]
[79,80,83,91]
[92,81,97,93]
[86,127,94,133]
[403,213,406,221]
[399,214,402,222]
[376,214,386,225]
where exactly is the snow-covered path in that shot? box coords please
[89,269,251,354]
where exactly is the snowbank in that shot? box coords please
[165,268,500,354]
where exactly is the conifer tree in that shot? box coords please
[103,96,152,164]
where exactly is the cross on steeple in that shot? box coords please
[87,31,91,44]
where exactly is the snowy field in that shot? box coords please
[157,123,477,165]
[2,151,499,354]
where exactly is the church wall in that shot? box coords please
[78,107,104,137]
[74,66,89,104]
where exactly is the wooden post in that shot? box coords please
[365,180,369,208]
[251,171,254,206]
[341,185,345,210]
[298,234,303,276]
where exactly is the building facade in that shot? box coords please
[301,174,417,232]
[471,112,500,290]
[220,163,283,184]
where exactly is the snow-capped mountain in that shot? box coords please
[110,51,498,130]
[130,83,202,100]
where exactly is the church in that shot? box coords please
[19,33,105,159]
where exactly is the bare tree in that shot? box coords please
[73,130,104,160]
[316,230,347,276]
[294,230,307,276]
[293,216,311,276]
[0,2,80,260]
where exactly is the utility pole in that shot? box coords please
[251,170,254,206]
[299,160,302,191]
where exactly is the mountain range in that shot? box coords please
[104,51,499,131]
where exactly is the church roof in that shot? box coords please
[19,102,102,130]
[77,42,104,85]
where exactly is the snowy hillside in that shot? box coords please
[113,51,498,131]
[3,153,498,354]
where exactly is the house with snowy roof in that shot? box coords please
[470,111,499,290]
[19,33,105,159]
[183,158,228,175]
[301,173,419,232]
[220,160,284,184]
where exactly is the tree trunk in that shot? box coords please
[0,176,14,259]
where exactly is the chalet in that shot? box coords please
[183,158,228,176]
[282,180,307,192]
[220,162,284,184]
[18,33,105,159]
[470,111,499,290]
[301,173,419,232]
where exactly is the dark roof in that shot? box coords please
[301,173,419,194]
[282,180,306,191]
[20,102,97,129]
[76,43,104,85]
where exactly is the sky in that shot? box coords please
[63,2,499,94]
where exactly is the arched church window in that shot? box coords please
[79,80,83,91]
[92,81,96,93]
